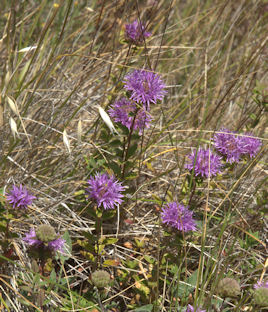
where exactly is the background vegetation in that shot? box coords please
[0,0,267,311]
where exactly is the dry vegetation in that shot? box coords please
[0,0,267,311]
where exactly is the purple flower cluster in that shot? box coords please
[186,304,206,312]
[86,173,126,210]
[6,184,36,209]
[213,129,262,163]
[125,20,151,45]
[108,97,152,134]
[109,70,166,133]
[254,280,268,289]
[161,202,196,232]
[185,148,222,178]
[23,228,65,252]
[123,69,166,109]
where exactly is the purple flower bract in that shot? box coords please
[254,280,268,289]
[239,133,262,158]
[86,173,126,210]
[6,184,36,209]
[23,229,65,252]
[185,148,222,178]
[123,69,166,108]
[125,20,151,44]
[108,97,152,134]
[161,202,196,232]
[186,304,206,312]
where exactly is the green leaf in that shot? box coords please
[100,237,118,245]
[109,161,121,176]
[126,143,138,159]
[49,269,57,284]
[115,148,124,158]
[102,209,116,220]
[125,172,138,180]
[117,123,129,135]
[131,133,141,140]
[58,231,72,263]
[82,232,97,243]
[131,304,153,312]
[100,129,110,142]
[124,160,135,171]
[124,259,138,269]
[134,238,145,249]
[177,269,198,299]
[144,255,155,264]
[103,259,119,267]
[110,139,122,147]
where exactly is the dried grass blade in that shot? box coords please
[63,129,71,153]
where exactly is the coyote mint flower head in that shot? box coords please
[213,128,262,163]
[86,172,126,210]
[125,20,151,45]
[109,97,152,134]
[161,202,196,232]
[253,287,268,307]
[254,280,268,289]
[185,148,222,178]
[123,69,166,108]
[186,304,206,312]
[23,225,65,252]
[91,270,111,288]
[6,184,36,209]
[217,278,240,298]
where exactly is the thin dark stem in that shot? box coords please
[41,258,45,277]
[188,178,197,206]
[118,44,132,81]
[94,215,102,271]
[154,0,174,71]
[5,220,10,241]
[121,109,139,179]
[96,289,106,312]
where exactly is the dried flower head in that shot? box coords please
[186,304,206,312]
[36,224,57,243]
[161,202,196,232]
[217,278,240,298]
[109,97,152,134]
[123,69,166,108]
[125,20,151,45]
[253,287,268,307]
[185,148,222,178]
[86,173,126,210]
[91,270,111,288]
[6,184,36,209]
[23,225,65,252]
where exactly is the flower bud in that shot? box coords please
[36,224,57,243]
[254,287,268,307]
[217,277,240,298]
[91,270,111,288]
